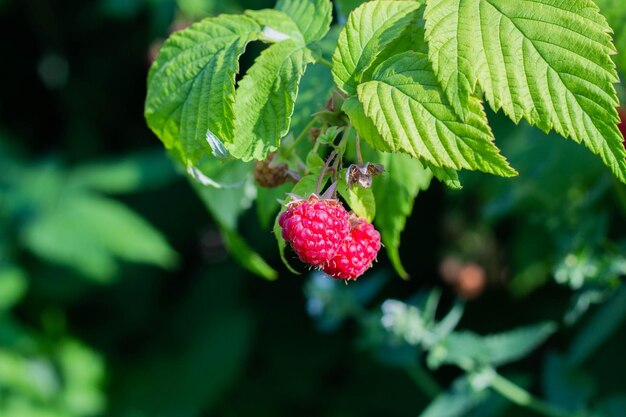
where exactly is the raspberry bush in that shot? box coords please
[145,0,626,282]
[141,0,626,415]
[3,0,626,417]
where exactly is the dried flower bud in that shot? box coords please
[254,153,294,188]
[309,127,321,142]
[345,163,385,189]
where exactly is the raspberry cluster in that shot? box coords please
[278,195,381,280]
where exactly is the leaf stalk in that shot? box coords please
[490,373,586,417]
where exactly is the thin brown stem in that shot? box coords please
[355,134,363,166]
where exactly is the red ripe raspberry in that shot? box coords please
[322,216,381,280]
[278,195,350,266]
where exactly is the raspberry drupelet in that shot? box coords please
[323,215,381,280]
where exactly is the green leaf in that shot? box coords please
[305,150,325,173]
[428,322,557,369]
[245,9,305,45]
[256,183,292,229]
[593,0,626,74]
[318,126,344,145]
[176,0,220,19]
[331,0,422,95]
[424,0,626,183]
[68,150,178,194]
[342,97,462,189]
[227,40,315,161]
[291,62,334,134]
[191,160,278,280]
[337,180,376,222]
[567,285,626,366]
[542,353,593,411]
[340,18,463,193]
[363,5,428,79]
[22,195,178,282]
[480,322,557,366]
[420,376,491,417]
[221,227,278,280]
[273,217,300,275]
[191,159,255,229]
[362,144,432,278]
[343,96,393,153]
[289,26,338,134]
[145,15,261,166]
[58,340,106,416]
[0,266,27,310]
[425,162,462,190]
[357,52,517,177]
[276,0,333,44]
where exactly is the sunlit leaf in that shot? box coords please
[424,0,626,182]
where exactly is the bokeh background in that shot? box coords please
[1,0,625,416]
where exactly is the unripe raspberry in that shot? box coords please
[322,216,381,280]
[254,153,291,188]
[278,195,350,266]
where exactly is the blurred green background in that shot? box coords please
[0,1,625,416]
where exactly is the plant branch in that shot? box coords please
[315,150,337,195]
[318,57,333,69]
[490,373,584,417]
[355,134,363,165]
[285,117,319,157]
[405,364,442,399]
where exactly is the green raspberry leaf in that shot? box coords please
[191,159,278,280]
[419,376,491,417]
[424,0,626,183]
[0,266,27,310]
[331,0,422,96]
[276,0,333,44]
[424,163,462,190]
[246,9,306,45]
[256,184,292,230]
[594,0,626,74]
[23,195,178,282]
[343,96,393,153]
[227,40,315,161]
[344,97,462,190]
[337,180,376,222]
[428,322,557,369]
[358,52,517,177]
[221,227,279,281]
[145,15,261,166]
[362,144,432,279]
[362,6,427,79]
